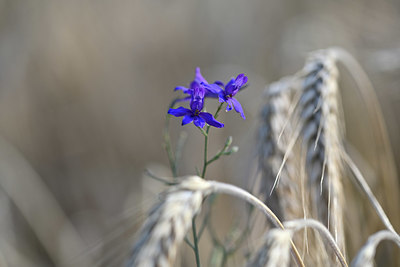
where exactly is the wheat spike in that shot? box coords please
[284,219,348,267]
[267,80,307,222]
[246,229,292,267]
[297,50,346,256]
[351,230,400,267]
[130,176,305,267]
[258,85,285,219]
[258,78,306,221]
[128,176,212,267]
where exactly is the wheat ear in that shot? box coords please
[297,50,346,255]
[261,79,307,223]
[284,219,348,267]
[128,176,212,267]
[130,177,305,267]
[246,229,292,267]
[258,78,293,219]
[351,230,400,267]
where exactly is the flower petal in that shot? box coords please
[182,115,194,125]
[190,87,205,111]
[199,112,224,128]
[204,83,223,94]
[168,107,191,117]
[214,80,225,87]
[218,94,226,103]
[190,80,201,90]
[175,86,191,94]
[230,98,246,119]
[205,91,219,98]
[195,67,208,84]
[224,78,236,95]
[193,116,206,128]
[226,98,233,111]
[235,74,248,87]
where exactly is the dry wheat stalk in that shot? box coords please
[262,79,306,222]
[246,229,291,267]
[259,79,322,264]
[297,50,346,256]
[332,48,400,232]
[130,176,305,267]
[258,76,311,225]
[351,230,400,267]
[258,82,286,219]
[128,176,212,267]
[284,219,348,267]
[258,50,346,265]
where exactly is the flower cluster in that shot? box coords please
[168,86,224,128]
[168,68,248,128]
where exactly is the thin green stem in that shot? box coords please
[174,131,188,175]
[185,236,195,250]
[206,136,232,166]
[198,194,217,239]
[201,130,209,178]
[201,103,224,178]
[193,103,224,267]
[213,103,224,120]
[198,127,208,137]
[163,98,181,179]
[163,115,177,178]
[144,169,178,186]
[192,216,201,267]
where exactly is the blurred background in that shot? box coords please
[0,0,399,266]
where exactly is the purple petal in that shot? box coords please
[218,94,226,103]
[175,86,191,94]
[190,80,201,90]
[214,80,225,87]
[224,78,236,95]
[199,112,224,128]
[226,98,233,111]
[190,87,205,111]
[230,98,246,119]
[205,91,219,98]
[235,74,248,87]
[182,115,194,125]
[193,116,206,128]
[203,83,223,94]
[168,107,191,117]
[194,67,208,84]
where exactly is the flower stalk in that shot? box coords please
[164,68,248,267]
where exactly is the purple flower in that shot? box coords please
[174,68,219,100]
[206,74,248,119]
[168,86,224,128]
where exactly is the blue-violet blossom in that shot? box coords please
[206,73,248,119]
[168,86,224,128]
[174,67,219,100]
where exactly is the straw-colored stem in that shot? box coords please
[284,219,348,267]
[208,180,305,267]
[351,230,400,267]
[332,47,400,229]
[342,151,398,235]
